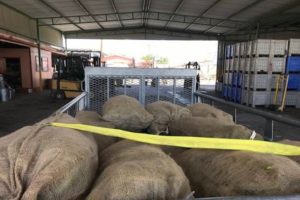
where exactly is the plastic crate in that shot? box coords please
[223,73,228,84]
[230,45,234,57]
[242,90,248,104]
[272,40,288,55]
[228,73,232,85]
[248,91,271,106]
[272,91,298,106]
[234,43,240,57]
[240,42,246,56]
[253,39,271,55]
[222,85,228,97]
[227,86,232,99]
[245,58,251,72]
[244,74,277,89]
[251,57,269,72]
[216,82,223,92]
[285,92,298,106]
[236,88,242,102]
[286,56,300,72]
[229,58,234,70]
[243,74,249,88]
[289,39,300,55]
[232,72,238,86]
[239,58,246,71]
[271,57,286,73]
[246,41,252,56]
[224,59,229,71]
[249,75,269,89]
[238,73,243,87]
[226,45,231,58]
[232,87,237,101]
[233,58,239,71]
[287,74,300,90]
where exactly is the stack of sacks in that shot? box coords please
[167,102,262,140]
[169,116,263,140]
[102,95,153,132]
[280,139,300,164]
[175,149,300,197]
[146,101,192,134]
[187,103,234,124]
[75,111,118,153]
[0,114,98,199]
[86,140,192,200]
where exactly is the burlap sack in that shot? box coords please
[0,114,98,200]
[169,116,263,140]
[75,111,118,153]
[102,95,154,132]
[187,103,234,124]
[281,139,300,164]
[87,140,191,200]
[176,149,300,197]
[146,101,192,134]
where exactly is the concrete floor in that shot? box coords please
[0,91,69,137]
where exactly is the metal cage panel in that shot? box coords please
[85,67,197,113]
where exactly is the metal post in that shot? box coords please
[173,78,176,104]
[234,107,237,123]
[157,78,160,101]
[124,77,127,95]
[264,119,274,141]
[36,19,43,92]
[107,77,110,100]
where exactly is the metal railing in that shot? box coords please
[194,92,300,140]
[53,92,87,116]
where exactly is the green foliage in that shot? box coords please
[157,57,168,64]
[141,54,154,62]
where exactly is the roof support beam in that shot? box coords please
[109,0,124,28]
[38,0,84,31]
[164,0,185,28]
[73,0,104,29]
[224,0,300,35]
[203,0,263,33]
[37,11,245,30]
[142,0,152,27]
[184,0,223,31]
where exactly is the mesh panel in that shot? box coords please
[155,78,174,103]
[86,72,195,112]
[109,77,126,98]
[145,78,159,105]
[124,78,141,101]
[88,76,107,113]
[176,78,193,106]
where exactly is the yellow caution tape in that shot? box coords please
[51,122,300,156]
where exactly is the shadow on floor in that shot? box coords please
[0,90,69,137]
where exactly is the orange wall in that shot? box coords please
[30,47,53,89]
[0,47,54,89]
[0,48,32,88]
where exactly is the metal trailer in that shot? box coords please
[55,67,300,200]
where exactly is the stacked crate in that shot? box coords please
[222,40,289,107]
[223,45,233,99]
[285,39,300,106]
[241,39,288,107]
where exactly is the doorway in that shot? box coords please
[5,58,22,90]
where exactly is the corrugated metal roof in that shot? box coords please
[0,0,299,36]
